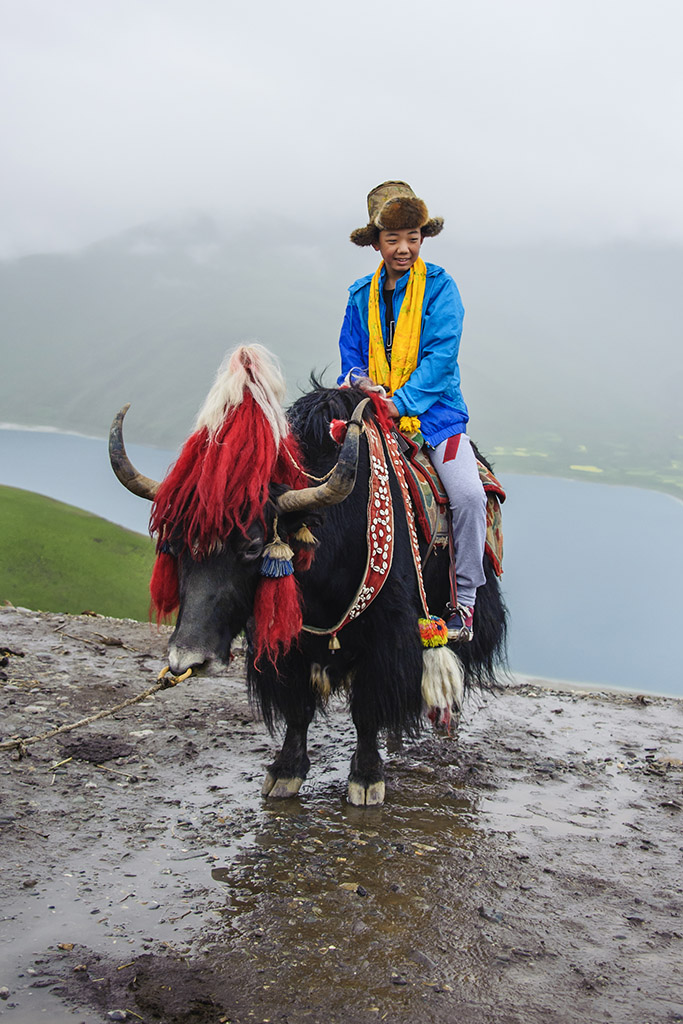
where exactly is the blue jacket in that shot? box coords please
[337,262,469,447]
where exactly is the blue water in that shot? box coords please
[1,428,681,696]
[497,473,683,696]
[0,427,177,537]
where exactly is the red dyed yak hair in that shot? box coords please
[149,547,179,621]
[149,389,306,554]
[148,346,310,652]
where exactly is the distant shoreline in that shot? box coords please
[2,423,682,503]
[507,671,683,702]
[494,464,683,506]
[0,423,176,454]
[0,421,103,440]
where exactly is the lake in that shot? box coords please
[1,426,681,697]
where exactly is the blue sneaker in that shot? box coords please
[447,604,474,642]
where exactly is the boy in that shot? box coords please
[337,180,486,641]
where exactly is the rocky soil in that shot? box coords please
[1,605,682,1024]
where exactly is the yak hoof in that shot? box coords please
[262,772,303,799]
[347,780,385,807]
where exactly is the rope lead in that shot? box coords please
[0,666,193,757]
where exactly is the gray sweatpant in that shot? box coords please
[427,434,487,608]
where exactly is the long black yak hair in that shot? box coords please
[246,381,507,737]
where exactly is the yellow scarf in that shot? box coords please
[368,257,427,433]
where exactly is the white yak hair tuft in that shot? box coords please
[194,344,289,447]
[421,645,465,715]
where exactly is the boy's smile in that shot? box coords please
[373,228,423,287]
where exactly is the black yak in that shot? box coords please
[109,346,506,804]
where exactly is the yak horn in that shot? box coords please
[276,398,369,515]
[109,404,160,501]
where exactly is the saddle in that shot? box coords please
[313,417,505,647]
[394,430,505,578]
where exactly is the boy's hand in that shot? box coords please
[383,399,400,421]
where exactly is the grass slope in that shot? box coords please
[0,485,156,621]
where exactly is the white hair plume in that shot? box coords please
[421,646,465,715]
[194,344,289,447]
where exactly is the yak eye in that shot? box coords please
[238,536,264,564]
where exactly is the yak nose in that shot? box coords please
[168,643,209,676]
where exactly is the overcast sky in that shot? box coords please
[2,0,682,258]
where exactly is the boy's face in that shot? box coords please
[373,227,423,281]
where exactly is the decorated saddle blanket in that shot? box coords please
[396,431,505,577]
[319,419,505,643]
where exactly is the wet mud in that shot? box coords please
[1,605,682,1023]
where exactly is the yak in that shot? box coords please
[109,345,506,805]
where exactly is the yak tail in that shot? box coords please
[195,344,289,449]
[421,646,464,732]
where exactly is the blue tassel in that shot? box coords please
[260,529,295,578]
[261,552,295,578]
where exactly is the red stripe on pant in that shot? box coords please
[443,433,462,464]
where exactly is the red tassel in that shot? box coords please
[367,392,397,434]
[329,419,348,444]
[293,547,315,572]
[253,575,303,666]
[150,551,179,622]
[427,704,452,735]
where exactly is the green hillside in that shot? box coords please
[0,485,156,621]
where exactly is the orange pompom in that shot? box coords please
[418,615,448,648]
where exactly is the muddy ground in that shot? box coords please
[0,605,682,1024]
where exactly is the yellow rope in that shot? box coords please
[281,442,334,482]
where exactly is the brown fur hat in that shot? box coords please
[350,180,444,247]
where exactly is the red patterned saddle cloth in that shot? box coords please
[396,431,505,577]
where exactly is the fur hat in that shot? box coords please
[350,180,444,247]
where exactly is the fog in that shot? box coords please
[2,0,682,257]
[2,0,681,498]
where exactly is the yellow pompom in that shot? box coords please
[293,523,317,547]
[399,415,421,435]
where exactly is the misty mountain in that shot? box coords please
[2,216,681,490]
